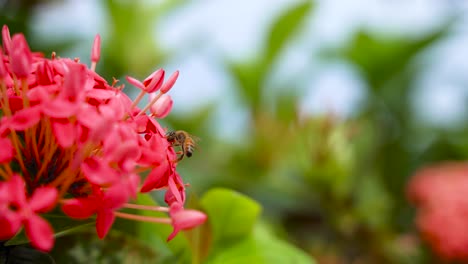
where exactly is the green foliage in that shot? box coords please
[326,22,452,91]
[228,1,313,113]
[201,188,315,264]
[6,0,464,263]
[5,214,94,246]
[205,231,314,264]
[265,1,313,66]
[200,188,261,244]
[0,246,55,264]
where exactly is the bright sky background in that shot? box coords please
[30,0,468,140]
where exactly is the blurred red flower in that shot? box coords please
[407,162,468,262]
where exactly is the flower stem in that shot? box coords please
[123,203,170,212]
[137,92,162,117]
[114,211,172,224]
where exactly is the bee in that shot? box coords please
[166,130,199,162]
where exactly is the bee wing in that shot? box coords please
[189,135,202,152]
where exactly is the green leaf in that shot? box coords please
[200,188,261,244]
[229,1,313,112]
[206,224,315,264]
[227,60,264,112]
[326,21,451,90]
[5,215,94,246]
[265,1,313,65]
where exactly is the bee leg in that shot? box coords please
[171,153,184,163]
[177,153,184,162]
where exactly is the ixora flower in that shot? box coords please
[407,162,468,262]
[0,25,206,251]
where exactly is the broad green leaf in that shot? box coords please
[200,188,261,244]
[5,214,94,246]
[265,1,313,65]
[206,224,315,264]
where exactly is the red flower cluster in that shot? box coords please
[407,162,468,262]
[0,25,206,251]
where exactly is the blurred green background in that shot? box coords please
[2,0,468,263]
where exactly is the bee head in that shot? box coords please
[166,131,176,141]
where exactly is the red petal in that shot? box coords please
[0,211,22,239]
[107,141,140,168]
[24,214,55,251]
[42,99,79,118]
[0,137,14,163]
[61,198,97,219]
[9,106,42,131]
[166,227,180,242]
[29,187,58,212]
[165,176,183,205]
[6,96,24,114]
[52,120,76,148]
[96,210,115,239]
[81,157,119,185]
[8,175,27,206]
[103,184,128,210]
[140,161,169,193]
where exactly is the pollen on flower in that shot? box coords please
[0,25,206,251]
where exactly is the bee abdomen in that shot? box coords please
[186,145,194,157]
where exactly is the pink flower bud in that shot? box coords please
[2,25,11,55]
[9,34,33,78]
[91,34,101,63]
[62,63,87,101]
[36,60,54,85]
[160,70,179,93]
[143,68,165,93]
[126,76,145,90]
[167,202,207,241]
[150,93,173,118]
